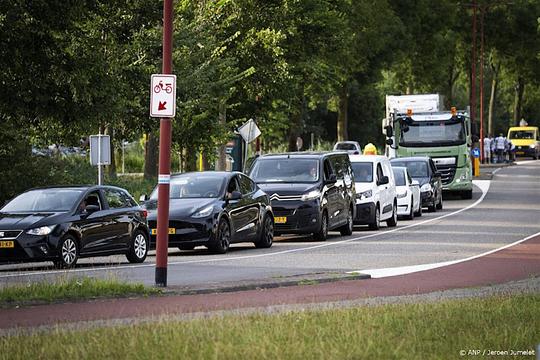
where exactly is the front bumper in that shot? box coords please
[0,231,58,263]
[442,166,472,192]
[515,146,537,157]
[396,196,410,216]
[354,202,376,224]
[147,217,215,248]
[271,200,321,235]
[420,191,435,207]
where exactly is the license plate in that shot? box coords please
[516,151,524,155]
[0,241,14,248]
[151,228,175,235]
[274,217,287,224]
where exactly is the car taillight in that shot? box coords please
[141,210,148,218]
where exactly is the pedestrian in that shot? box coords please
[494,133,506,163]
[508,140,515,162]
[489,134,495,163]
[483,135,491,164]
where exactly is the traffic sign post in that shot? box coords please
[89,134,111,185]
[153,0,174,288]
[472,147,480,177]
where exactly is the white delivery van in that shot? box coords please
[349,155,397,230]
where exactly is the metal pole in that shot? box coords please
[471,2,477,134]
[479,7,485,163]
[155,0,173,287]
[98,132,102,186]
[122,139,125,174]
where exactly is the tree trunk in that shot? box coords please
[336,83,349,142]
[105,125,117,180]
[287,87,305,152]
[487,62,500,137]
[183,147,197,172]
[216,100,227,171]
[512,76,525,127]
[143,132,158,180]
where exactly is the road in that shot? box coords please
[1,160,539,289]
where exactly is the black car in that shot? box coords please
[390,156,443,212]
[0,186,150,268]
[143,171,274,254]
[248,152,356,241]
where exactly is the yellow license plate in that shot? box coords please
[274,217,287,224]
[0,241,14,248]
[151,228,176,235]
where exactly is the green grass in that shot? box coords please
[0,277,161,307]
[2,294,538,359]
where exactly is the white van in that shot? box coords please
[349,155,397,230]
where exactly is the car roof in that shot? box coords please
[256,151,347,159]
[334,141,359,145]
[171,171,237,178]
[390,156,431,162]
[348,154,389,163]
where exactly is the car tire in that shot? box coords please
[209,218,231,254]
[53,235,79,269]
[436,194,443,210]
[178,244,195,251]
[255,215,273,248]
[386,202,398,227]
[405,198,414,220]
[414,203,422,217]
[461,189,473,199]
[313,211,328,241]
[339,206,353,236]
[368,205,380,230]
[126,230,148,263]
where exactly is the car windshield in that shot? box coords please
[351,162,373,183]
[400,118,466,146]
[391,161,428,178]
[509,130,535,140]
[1,189,84,212]
[150,175,225,199]
[392,169,406,186]
[250,159,319,183]
[335,143,357,151]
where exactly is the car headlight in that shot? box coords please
[397,191,408,199]
[356,190,372,200]
[420,184,432,192]
[26,225,56,236]
[192,205,214,218]
[530,144,536,148]
[301,190,321,201]
[459,171,469,181]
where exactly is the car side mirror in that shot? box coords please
[325,174,337,185]
[227,191,242,201]
[81,204,99,218]
[139,194,148,203]
[377,176,389,186]
[384,125,393,138]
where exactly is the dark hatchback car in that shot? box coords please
[0,186,150,268]
[390,156,443,212]
[248,152,356,241]
[143,171,274,254]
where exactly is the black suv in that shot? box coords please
[390,156,443,212]
[248,152,356,241]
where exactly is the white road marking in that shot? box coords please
[0,180,492,279]
[352,230,540,278]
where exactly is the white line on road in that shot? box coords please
[351,230,540,278]
[0,180,492,279]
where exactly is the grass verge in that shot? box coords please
[2,294,538,359]
[0,277,161,307]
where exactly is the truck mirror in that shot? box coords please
[384,125,393,138]
[402,124,410,133]
[385,138,394,146]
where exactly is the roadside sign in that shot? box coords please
[238,118,261,143]
[150,74,176,118]
[472,147,480,158]
[89,135,111,165]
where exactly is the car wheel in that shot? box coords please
[368,205,380,230]
[313,211,328,241]
[339,206,353,236]
[414,202,422,217]
[53,235,79,269]
[436,194,443,210]
[255,215,273,248]
[386,202,398,227]
[406,198,414,220]
[178,244,195,251]
[461,189,473,199]
[126,230,148,263]
[209,218,231,254]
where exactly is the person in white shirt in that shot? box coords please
[483,136,492,164]
[495,133,506,163]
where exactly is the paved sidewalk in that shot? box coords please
[1,234,538,333]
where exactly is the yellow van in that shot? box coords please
[507,126,539,160]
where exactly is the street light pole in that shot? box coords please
[155,0,174,287]
[479,7,485,163]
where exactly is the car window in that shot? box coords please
[351,162,373,183]
[228,176,240,194]
[329,156,345,179]
[376,163,384,182]
[324,159,334,180]
[393,169,406,186]
[250,159,320,183]
[78,191,103,213]
[104,188,134,209]
[239,175,255,195]
[335,143,358,151]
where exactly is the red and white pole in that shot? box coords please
[155,0,173,287]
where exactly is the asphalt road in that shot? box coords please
[1,160,539,289]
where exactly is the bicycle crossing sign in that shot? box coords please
[150,74,176,118]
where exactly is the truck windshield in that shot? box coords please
[509,130,535,140]
[399,119,466,147]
